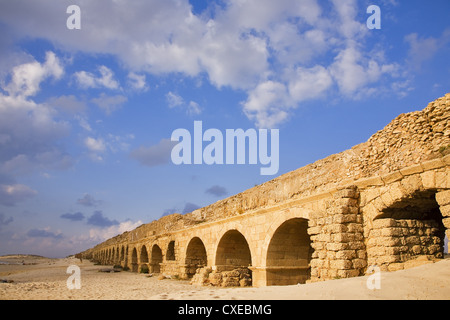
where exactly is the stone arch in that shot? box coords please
[131,247,138,272]
[261,207,313,264]
[151,244,163,273]
[166,240,176,261]
[140,245,149,263]
[265,218,312,285]
[185,237,208,278]
[366,182,448,270]
[120,246,124,261]
[215,229,252,270]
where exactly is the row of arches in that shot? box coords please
[94,218,312,285]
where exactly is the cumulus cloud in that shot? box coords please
[87,211,119,228]
[27,228,63,239]
[91,93,127,115]
[0,213,13,230]
[0,0,409,128]
[46,95,86,114]
[166,92,202,115]
[404,29,450,70]
[77,194,102,207]
[205,185,228,197]
[0,53,72,191]
[182,202,200,214]
[130,138,177,167]
[88,219,143,242]
[5,51,63,98]
[60,212,85,222]
[127,72,148,91]
[0,184,37,206]
[74,65,120,90]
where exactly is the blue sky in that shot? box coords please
[0,0,449,257]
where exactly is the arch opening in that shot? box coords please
[166,241,176,261]
[131,247,138,272]
[140,245,149,263]
[139,245,149,273]
[215,230,252,270]
[370,189,446,267]
[266,218,312,286]
[151,244,163,273]
[185,237,207,278]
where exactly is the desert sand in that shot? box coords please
[1,254,449,300]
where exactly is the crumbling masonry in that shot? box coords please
[80,93,450,287]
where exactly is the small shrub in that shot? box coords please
[140,265,149,274]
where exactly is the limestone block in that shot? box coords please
[442,217,450,229]
[443,154,450,165]
[381,227,403,237]
[221,277,240,287]
[333,188,359,199]
[435,171,448,188]
[346,223,364,233]
[326,224,348,234]
[436,190,450,206]
[326,242,348,251]
[400,175,423,195]
[372,218,397,229]
[439,205,450,217]
[421,158,445,171]
[336,250,356,260]
[400,164,423,176]
[381,171,403,184]
[307,226,322,235]
[420,171,436,189]
[330,259,353,270]
[355,176,384,189]
[352,259,367,269]
[332,214,357,224]
[337,269,360,278]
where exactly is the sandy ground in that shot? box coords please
[1,255,449,300]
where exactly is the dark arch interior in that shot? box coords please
[166,241,176,261]
[185,237,208,278]
[266,218,312,285]
[215,230,252,269]
[151,245,163,273]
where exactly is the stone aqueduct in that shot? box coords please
[80,94,450,287]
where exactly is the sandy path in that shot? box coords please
[1,255,449,300]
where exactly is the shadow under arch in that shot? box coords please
[265,218,312,285]
[215,229,252,270]
[185,236,208,278]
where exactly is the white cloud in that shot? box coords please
[243,81,291,128]
[0,183,37,206]
[166,92,184,108]
[88,220,143,243]
[91,93,127,115]
[5,51,63,97]
[0,0,411,128]
[74,65,120,90]
[0,68,72,179]
[127,72,148,91]
[288,66,333,102]
[166,92,202,115]
[404,29,450,70]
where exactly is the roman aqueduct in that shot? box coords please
[80,94,450,287]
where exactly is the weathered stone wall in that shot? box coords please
[367,218,444,271]
[80,93,450,287]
